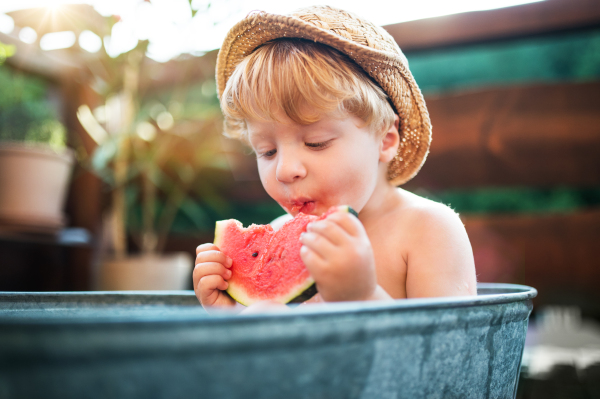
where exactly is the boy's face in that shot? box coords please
[247,111,383,216]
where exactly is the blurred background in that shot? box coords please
[0,0,598,397]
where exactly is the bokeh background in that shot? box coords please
[0,0,598,397]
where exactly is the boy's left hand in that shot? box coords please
[299,209,377,302]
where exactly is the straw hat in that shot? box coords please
[216,5,431,186]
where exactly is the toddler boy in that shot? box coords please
[193,6,476,311]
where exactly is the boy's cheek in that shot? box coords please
[256,162,276,188]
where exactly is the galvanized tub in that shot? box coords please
[0,283,536,399]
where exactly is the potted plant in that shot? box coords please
[76,31,226,290]
[84,100,224,290]
[0,44,74,234]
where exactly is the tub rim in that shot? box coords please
[0,283,536,326]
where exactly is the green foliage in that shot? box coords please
[408,28,600,94]
[89,86,228,241]
[418,187,600,215]
[0,65,66,150]
[171,199,284,234]
[132,189,284,235]
[0,40,15,65]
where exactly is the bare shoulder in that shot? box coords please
[396,189,465,235]
[395,189,477,297]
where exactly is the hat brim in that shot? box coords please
[217,10,431,186]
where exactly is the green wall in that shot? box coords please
[407,28,600,94]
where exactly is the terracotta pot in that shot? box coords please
[0,142,74,233]
[98,252,193,291]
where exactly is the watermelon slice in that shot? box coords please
[214,206,357,306]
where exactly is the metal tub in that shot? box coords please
[0,283,536,399]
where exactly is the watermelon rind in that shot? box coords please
[288,283,318,304]
[346,206,359,218]
[213,219,241,249]
[227,274,315,307]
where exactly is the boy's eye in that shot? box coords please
[305,139,333,150]
[259,149,277,158]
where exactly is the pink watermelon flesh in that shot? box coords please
[214,206,352,306]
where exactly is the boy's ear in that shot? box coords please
[379,114,400,163]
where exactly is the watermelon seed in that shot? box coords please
[252,252,258,257]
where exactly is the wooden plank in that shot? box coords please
[463,210,600,315]
[406,81,600,189]
[384,0,600,52]
[0,33,215,90]
[1,32,83,82]
[6,5,108,38]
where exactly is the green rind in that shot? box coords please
[287,283,318,304]
[225,282,253,307]
[227,276,316,306]
[337,205,358,218]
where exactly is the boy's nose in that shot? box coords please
[275,154,307,183]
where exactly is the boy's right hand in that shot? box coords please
[193,243,236,309]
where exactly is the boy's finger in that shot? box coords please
[196,243,219,255]
[199,275,228,301]
[198,274,229,298]
[195,250,232,268]
[193,262,232,286]
[300,245,327,272]
[306,220,347,246]
[300,231,337,260]
[325,210,362,237]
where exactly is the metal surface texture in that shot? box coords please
[0,283,536,399]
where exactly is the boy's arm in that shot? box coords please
[404,205,477,298]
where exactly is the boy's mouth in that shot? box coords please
[290,201,316,214]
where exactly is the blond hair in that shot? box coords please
[220,38,396,144]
